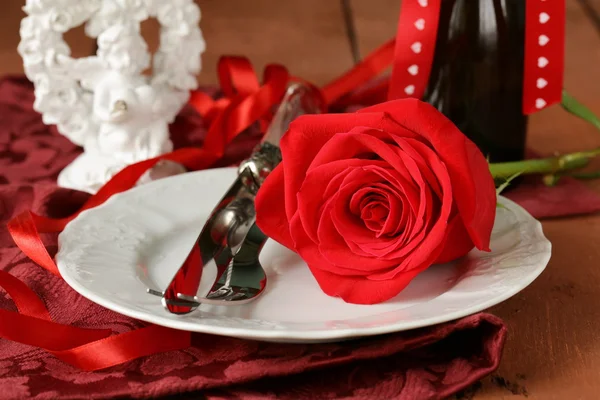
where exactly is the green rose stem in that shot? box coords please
[488,91,600,184]
[489,150,596,180]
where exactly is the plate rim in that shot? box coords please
[56,167,551,341]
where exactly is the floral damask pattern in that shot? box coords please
[0,76,510,399]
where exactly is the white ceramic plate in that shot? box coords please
[56,167,551,343]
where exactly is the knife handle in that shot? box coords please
[237,83,324,191]
[211,196,256,252]
[237,144,281,192]
[261,82,324,147]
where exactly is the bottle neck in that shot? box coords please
[424,0,529,163]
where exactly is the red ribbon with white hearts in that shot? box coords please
[388,0,566,115]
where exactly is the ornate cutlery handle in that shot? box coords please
[238,83,324,193]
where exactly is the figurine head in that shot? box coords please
[97,24,150,76]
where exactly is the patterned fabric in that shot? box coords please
[0,75,595,399]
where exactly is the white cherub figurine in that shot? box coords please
[55,23,185,191]
[18,0,204,193]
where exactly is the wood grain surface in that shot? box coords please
[2,1,600,398]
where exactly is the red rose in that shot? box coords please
[255,99,496,304]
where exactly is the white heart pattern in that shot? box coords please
[539,12,550,24]
[408,65,419,76]
[405,85,416,95]
[418,0,428,7]
[538,57,549,68]
[415,19,425,31]
[537,78,548,89]
[539,35,550,46]
[536,98,547,109]
[411,42,422,54]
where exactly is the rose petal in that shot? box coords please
[331,172,405,255]
[280,112,407,223]
[255,166,295,249]
[307,252,427,304]
[435,214,475,263]
[358,192,396,236]
[354,165,421,217]
[362,201,389,232]
[295,168,405,275]
[329,167,414,249]
[382,192,412,240]
[358,166,419,239]
[315,129,432,240]
[302,128,427,249]
[295,218,434,304]
[312,127,417,182]
[345,186,416,258]
[358,99,496,251]
[303,130,449,270]
[368,152,453,279]
[345,132,435,246]
[298,158,390,243]
[317,197,401,273]
[390,137,442,198]
[292,205,396,276]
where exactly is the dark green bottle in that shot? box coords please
[424,0,527,163]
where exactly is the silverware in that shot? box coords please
[148,82,323,314]
[176,223,269,306]
[147,170,257,314]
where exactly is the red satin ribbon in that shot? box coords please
[4,57,290,371]
[523,0,566,114]
[387,0,566,114]
[321,39,396,106]
[0,269,190,370]
[3,2,568,371]
[388,0,442,101]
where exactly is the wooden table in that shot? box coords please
[2,1,600,398]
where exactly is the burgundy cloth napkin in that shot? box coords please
[0,75,593,399]
[503,175,600,218]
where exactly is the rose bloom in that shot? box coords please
[256,99,496,304]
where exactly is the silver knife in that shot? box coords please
[148,82,323,314]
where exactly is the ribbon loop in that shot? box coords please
[218,56,261,97]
